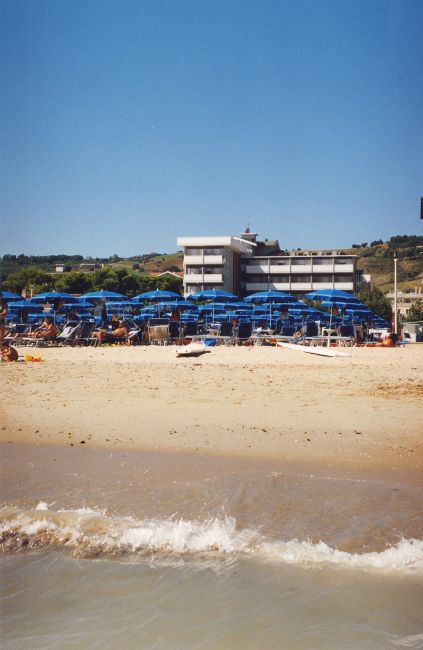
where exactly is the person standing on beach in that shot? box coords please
[0,298,8,343]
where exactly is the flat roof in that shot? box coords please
[177,236,253,253]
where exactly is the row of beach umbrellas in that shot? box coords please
[1,288,389,326]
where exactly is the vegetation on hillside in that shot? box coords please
[1,235,421,295]
[345,235,423,292]
[3,266,182,297]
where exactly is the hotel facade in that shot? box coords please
[177,229,367,298]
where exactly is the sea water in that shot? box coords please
[1,444,422,649]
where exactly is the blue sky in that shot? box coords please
[1,0,422,256]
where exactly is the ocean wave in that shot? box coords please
[1,504,422,574]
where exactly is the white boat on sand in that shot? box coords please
[175,342,211,358]
[277,342,351,358]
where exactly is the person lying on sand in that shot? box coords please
[92,320,129,346]
[375,332,395,347]
[1,341,18,362]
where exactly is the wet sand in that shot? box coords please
[1,344,422,482]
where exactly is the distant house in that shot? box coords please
[386,287,423,317]
[154,271,184,279]
[79,263,102,272]
[55,264,72,273]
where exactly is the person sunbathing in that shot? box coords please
[1,341,18,362]
[93,320,129,346]
[375,332,395,347]
[29,317,58,339]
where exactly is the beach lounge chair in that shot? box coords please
[73,321,96,346]
[122,317,142,345]
[55,320,80,346]
[235,321,253,345]
[147,318,170,345]
[182,321,198,338]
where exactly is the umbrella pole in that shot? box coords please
[327,306,334,347]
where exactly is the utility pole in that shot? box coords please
[393,254,398,334]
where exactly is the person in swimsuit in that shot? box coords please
[0,298,7,343]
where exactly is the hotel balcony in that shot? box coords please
[269,264,290,273]
[245,265,270,274]
[290,265,313,274]
[311,264,334,273]
[334,264,354,272]
[245,282,271,292]
[185,273,224,283]
[184,255,223,265]
[333,281,354,290]
[290,281,313,290]
[268,282,291,291]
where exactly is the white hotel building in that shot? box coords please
[177,229,366,298]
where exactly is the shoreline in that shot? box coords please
[2,344,423,483]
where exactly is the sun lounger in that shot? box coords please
[147,318,170,345]
[73,321,96,346]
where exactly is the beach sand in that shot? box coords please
[2,343,422,481]
[2,343,423,649]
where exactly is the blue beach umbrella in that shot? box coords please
[155,300,196,310]
[61,302,93,312]
[105,301,134,308]
[0,291,23,302]
[187,289,238,302]
[8,301,42,311]
[305,289,361,304]
[29,291,78,303]
[133,289,181,302]
[81,290,128,301]
[244,291,297,304]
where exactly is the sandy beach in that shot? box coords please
[2,343,422,481]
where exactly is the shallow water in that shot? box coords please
[1,443,423,648]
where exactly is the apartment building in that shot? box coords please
[177,229,365,297]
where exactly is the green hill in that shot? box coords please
[342,235,423,292]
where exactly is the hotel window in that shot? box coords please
[313,258,332,265]
[203,282,223,289]
[292,275,311,283]
[334,258,351,265]
[247,275,267,283]
[335,275,351,283]
[185,248,203,256]
[292,259,309,265]
[203,266,223,274]
[186,266,202,275]
[314,275,332,283]
[272,275,289,283]
[203,247,224,255]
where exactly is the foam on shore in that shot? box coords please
[2,504,422,574]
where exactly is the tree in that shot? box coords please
[54,272,93,294]
[357,288,392,320]
[4,268,54,295]
[404,300,422,322]
[156,275,183,294]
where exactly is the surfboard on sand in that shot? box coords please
[277,342,351,358]
[175,342,211,358]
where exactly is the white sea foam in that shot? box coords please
[35,501,49,511]
[1,505,423,574]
